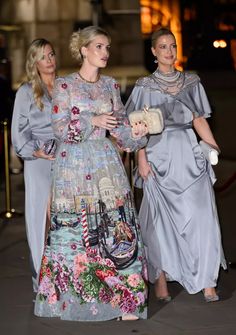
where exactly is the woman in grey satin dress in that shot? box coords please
[126,28,226,302]
[11,39,57,292]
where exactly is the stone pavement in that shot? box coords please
[1,69,236,335]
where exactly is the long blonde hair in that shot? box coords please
[26,38,55,110]
[69,26,111,65]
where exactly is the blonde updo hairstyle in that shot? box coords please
[151,27,176,48]
[26,38,55,110]
[69,26,111,65]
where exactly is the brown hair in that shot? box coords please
[151,27,176,47]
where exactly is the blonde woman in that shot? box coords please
[126,27,226,302]
[34,26,148,321]
[11,38,57,292]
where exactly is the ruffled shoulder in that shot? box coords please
[183,71,200,89]
[135,75,157,91]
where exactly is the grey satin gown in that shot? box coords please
[125,70,227,294]
[11,83,56,291]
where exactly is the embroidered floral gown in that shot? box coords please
[34,74,148,321]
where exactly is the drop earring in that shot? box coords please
[154,58,158,64]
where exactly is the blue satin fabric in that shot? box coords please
[126,71,226,293]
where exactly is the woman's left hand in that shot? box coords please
[131,121,148,139]
[33,148,56,160]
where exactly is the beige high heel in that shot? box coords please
[117,314,139,321]
[155,272,171,302]
[202,289,219,303]
[156,295,172,302]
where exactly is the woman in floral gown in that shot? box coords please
[34,26,148,321]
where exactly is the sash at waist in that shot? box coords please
[164,123,192,132]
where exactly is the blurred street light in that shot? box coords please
[213,39,227,48]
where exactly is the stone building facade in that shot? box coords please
[0,0,182,86]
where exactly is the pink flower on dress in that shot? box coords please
[114,83,120,89]
[61,151,66,157]
[73,253,88,278]
[90,305,98,315]
[120,295,137,313]
[61,83,67,89]
[38,276,54,296]
[127,273,141,288]
[67,120,83,143]
[71,106,80,114]
[48,293,58,305]
[42,255,48,266]
[53,105,59,113]
[105,276,121,287]
[71,243,77,250]
[46,267,52,278]
[136,292,145,306]
[110,294,121,308]
[86,174,91,180]
[98,287,113,303]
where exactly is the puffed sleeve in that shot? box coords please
[190,81,212,118]
[108,78,147,151]
[175,73,212,119]
[51,77,95,143]
[11,84,44,160]
[125,85,146,113]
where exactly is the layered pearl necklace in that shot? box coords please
[152,68,184,95]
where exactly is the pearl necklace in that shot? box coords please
[78,72,100,83]
[152,68,184,94]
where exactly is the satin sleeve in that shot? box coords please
[51,77,95,143]
[125,85,149,113]
[109,78,147,151]
[11,84,44,160]
[190,82,212,118]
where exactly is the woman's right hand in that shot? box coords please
[92,112,118,130]
[138,151,153,181]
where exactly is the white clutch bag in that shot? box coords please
[128,106,164,134]
[199,140,219,165]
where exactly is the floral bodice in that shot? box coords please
[51,73,146,151]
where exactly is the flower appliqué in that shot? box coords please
[72,106,80,115]
[71,243,77,250]
[53,105,59,113]
[67,120,83,143]
[61,83,68,89]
